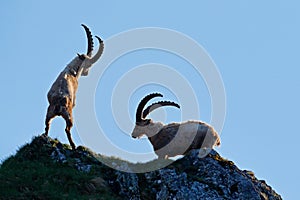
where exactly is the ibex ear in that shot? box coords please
[137,119,151,126]
[77,53,86,61]
[81,69,89,76]
[145,119,151,125]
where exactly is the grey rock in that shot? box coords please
[39,136,281,199]
[50,147,67,163]
[115,171,140,200]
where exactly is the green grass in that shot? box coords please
[0,136,120,200]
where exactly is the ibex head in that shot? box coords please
[70,24,104,76]
[132,93,180,138]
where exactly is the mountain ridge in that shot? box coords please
[0,135,282,199]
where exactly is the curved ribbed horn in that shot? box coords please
[142,101,180,119]
[90,36,104,64]
[136,93,163,123]
[81,24,94,57]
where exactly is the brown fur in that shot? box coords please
[43,25,103,150]
[44,70,81,149]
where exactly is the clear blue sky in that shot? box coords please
[1,1,299,199]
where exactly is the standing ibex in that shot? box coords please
[44,24,104,149]
[131,93,221,158]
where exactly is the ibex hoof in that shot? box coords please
[71,144,76,150]
[42,133,48,137]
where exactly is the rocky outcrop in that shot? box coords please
[0,135,282,199]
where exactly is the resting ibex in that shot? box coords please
[131,93,221,158]
[44,24,104,149]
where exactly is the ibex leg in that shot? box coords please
[44,105,56,136]
[61,108,76,150]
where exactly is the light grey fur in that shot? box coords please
[132,94,221,159]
